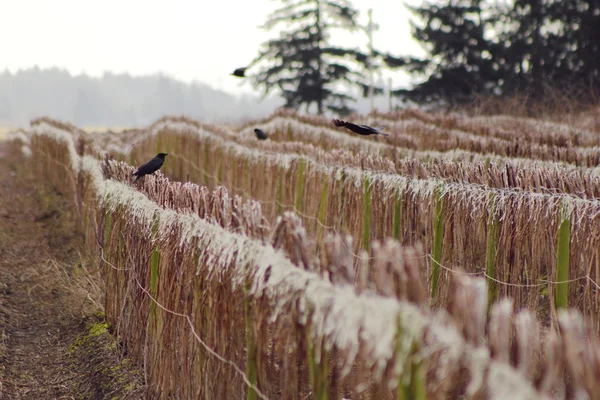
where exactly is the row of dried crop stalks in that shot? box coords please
[367,109,600,148]
[12,122,600,399]
[110,119,600,330]
[249,108,600,149]
[138,116,600,199]
[90,114,600,199]
[237,109,600,167]
[5,123,540,398]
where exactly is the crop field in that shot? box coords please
[5,107,600,399]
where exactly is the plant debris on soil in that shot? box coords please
[0,143,146,400]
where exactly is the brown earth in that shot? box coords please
[0,142,145,399]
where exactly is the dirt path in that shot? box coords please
[0,143,145,399]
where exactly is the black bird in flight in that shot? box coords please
[332,119,389,137]
[254,128,268,140]
[231,67,247,78]
[132,153,168,183]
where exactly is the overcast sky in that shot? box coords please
[0,0,425,96]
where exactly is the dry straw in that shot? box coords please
[19,118,600,399]
[21,119,575,399]
[114,117,600,327]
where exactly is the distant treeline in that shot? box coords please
[0,67,283,126]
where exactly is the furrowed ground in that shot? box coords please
[0,143,145,400]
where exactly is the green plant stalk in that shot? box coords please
[308,340,316,399]
[245,157,251,195]
[409,341,426,400]
[338,170,347,233]
[295,158,306,213]
[117,231,125,304]
[156,131,163,156]
[244,279,258,400]
[103,209,114,316]
[103,209,113,257]
[395,317,426,400]
[430,187,445,300]
[203,144,210,186]
[486,196,499,307]
[393,189,402,239]
[149,248,160,324]
[363,174,372,251]
[217,148,223,184]
[149,216,161,331]
[396,319,410,400]
[556,210,571,309]
[308,338,328,400]
[173,134,180,177]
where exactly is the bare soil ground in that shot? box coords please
[0,143,145,399]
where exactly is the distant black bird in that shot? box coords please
[254,128,268,140]
[132,153,168,183]
[332,119,389,137]
[231,67,247,78]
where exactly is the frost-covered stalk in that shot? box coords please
[295,158,306,213]
[363,174,372,251]
[556,203,571,309]
[393,188,402,239]
[431,186,445,300]
[486,195,499,307]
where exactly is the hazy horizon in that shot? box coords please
[0,67,400,128]
[0,0,424,97]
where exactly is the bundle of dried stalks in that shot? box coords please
[233,111,600,166]
[369,108,600,147]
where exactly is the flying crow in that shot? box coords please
[132,153,168,183]
[231,67,247,78]
[254,128,268,140]
[332,119,389,137]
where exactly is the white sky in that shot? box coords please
[0,0,425,96]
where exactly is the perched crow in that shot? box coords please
[254,128,268,140]
[332,119,389,137]
[132,153,168,183]
[231,67,247,78]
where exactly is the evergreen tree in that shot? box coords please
[385,0,503,104]
[250,0,375,115]
[545,1,600,97]
[386,0,600,105]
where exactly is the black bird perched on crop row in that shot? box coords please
[254,128,268,140]
[332,119,389,137]
[231,67,247,78]
[132,153,168,183]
